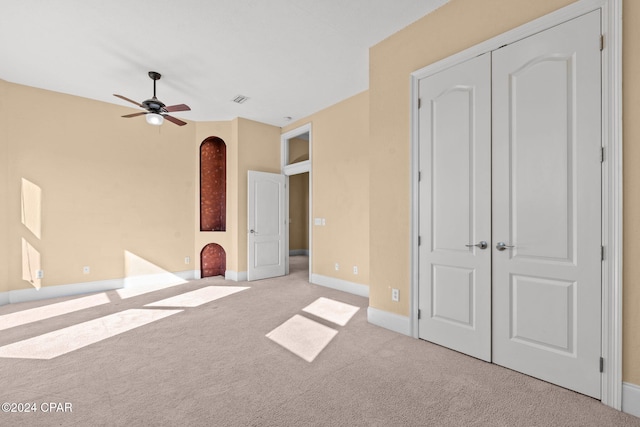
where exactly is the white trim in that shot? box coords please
[409,0,622,409]
[225,270,248,282]
[281,123,312,167]
[283,160,310,176]
[622,382,640,418]
[0,270,200,306]
[281,123,313,280]
[4,278,124,304]
[289,249,310,256]
[0,270,199,305]
[367,307,411,336]
[311,273,369,298]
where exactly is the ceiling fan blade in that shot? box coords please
[114,94,144,108]
[163,114,187,126]
[121,112,147,118]
[163,104,191,113]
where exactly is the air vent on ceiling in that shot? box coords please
[232,95,250,104]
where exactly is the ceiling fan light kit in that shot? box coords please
[145,113,164,126]
[114,71,190,126]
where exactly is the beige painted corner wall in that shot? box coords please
[2,80,196,292]
[236,118,282,273]
[622,0,640,387]
[284,91,370,286]
[193,118,280,276]
[0,80,8,294]
[369,0,640,385]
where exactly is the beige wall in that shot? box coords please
[2,80,196,292]
[236,118,282,273]
[0,80,8,294]
[284,91,370,285]
[622,0,640,387]
[289,172,309,251]
[288,137,309,164]
[369,0,640,385]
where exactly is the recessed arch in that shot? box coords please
[201,243,226,278]
[200,137,226,231]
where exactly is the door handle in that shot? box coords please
[465,241,488,250]
[250,229,256,234]
[496,242,515,251]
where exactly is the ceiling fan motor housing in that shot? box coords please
[142,97,165,112]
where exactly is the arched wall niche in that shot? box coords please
[201,243,226,278]
[200,136,226,231]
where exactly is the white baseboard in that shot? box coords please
[310,274,369,297]
[0,292,10,306]
[0,270,199,306]
[367,306,411,336]
[5,278,124,305]
[225,270,248,282]
[289,249,309,256]
[623,382,640,418]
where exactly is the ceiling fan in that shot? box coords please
[114,71,191,126]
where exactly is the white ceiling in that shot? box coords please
[0,0,447,127]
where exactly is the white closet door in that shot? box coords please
[418,53,492,361]
[492,10,602,398]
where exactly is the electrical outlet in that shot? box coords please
[83,266,90,274]
[353,266,358,275]
[36,270,44,279]
[335,263,340,271]
[185,256,190,264]
[392,288,399,302]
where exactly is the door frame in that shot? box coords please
[281,123,313,279]
[409,0,622,409]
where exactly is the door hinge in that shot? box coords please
[418,98,422,109]
[600,357,604,373]
[418,309,422,320]
[601,246,605,261]
[600,146,605,162]
[418,236,422,246]
[418,171,422,182]
[600,34,604,51]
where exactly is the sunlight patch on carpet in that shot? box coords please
[116,280,188,299]
[0,293,111,331]
[0,309,181,359]
[266,314,338,362]
[302,297,360,326]
[145,286,249,308]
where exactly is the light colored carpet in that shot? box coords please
[0,256,638,426]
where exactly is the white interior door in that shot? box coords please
[492,10,602,398]
[248,171,286,281]
[418,53,492,362]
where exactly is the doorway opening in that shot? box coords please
[281,124,312,280]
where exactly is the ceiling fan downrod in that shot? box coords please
[148,71,161,98]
